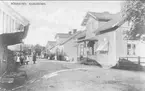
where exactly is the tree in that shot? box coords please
[33,44,44,56]
[121,0,145,40]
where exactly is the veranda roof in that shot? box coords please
[77,37,98,43]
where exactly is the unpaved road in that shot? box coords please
[2,59,145,91]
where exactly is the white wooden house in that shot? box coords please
[77,11,145,67]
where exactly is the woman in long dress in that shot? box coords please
[15,54,20,71]
[25,55,29,65]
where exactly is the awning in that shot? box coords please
[77,37,98,43]
[96,41,109,52]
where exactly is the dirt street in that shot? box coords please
[8,59,145,91]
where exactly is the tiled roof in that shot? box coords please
[94,12,126,34]
[55,33,71,39]
[81,11,113,26]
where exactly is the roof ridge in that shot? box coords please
[60,31,82,45]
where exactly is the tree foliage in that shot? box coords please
[33,44,44,56]
[121,0,145,40]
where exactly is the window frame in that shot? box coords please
[127,43,136,56]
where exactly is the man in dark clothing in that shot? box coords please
[33,53,37,64]
[20,55,23,65]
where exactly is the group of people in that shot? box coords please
[15,54,29,66]
[14,52,37,67]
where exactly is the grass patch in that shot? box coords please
[112,59,143,71]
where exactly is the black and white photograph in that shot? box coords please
[0,0,145,91]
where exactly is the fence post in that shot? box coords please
[138,56,140,65]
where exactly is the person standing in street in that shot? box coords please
[15,54,20,71]
[20,54,24,65]
[25,55,30,65]
[33,52,37,64]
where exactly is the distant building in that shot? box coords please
[52,33,71,55]
[46,41,56,54]
[0,1,30,76]
[58,31,82,62]
[50,32,73,60]
[55,33,71,45]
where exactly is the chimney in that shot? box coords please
[73,29,77,34]
[68,31,72,35]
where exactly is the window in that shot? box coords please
[9,17,12,32]
[0,9,2,33]
[132,44,136,55]
[8,15,11,32]
[127,43,136,55]
[127,44,131,49]
[80,44,84,56]
[96,39,109,54]
[6,15,8,32]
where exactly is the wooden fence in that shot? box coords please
[119,56,145,65]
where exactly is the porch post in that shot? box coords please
[85,41,88,61]
[77,44,78,61]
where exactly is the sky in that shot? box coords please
[6,1,122,46]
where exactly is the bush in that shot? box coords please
[56,54,66,61]
[79,57,102,67]
[112,58,143,71]
[49,54,55,60]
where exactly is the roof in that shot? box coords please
[94,12,126,35]
[47,41,56,46]
[60,31,82,45]
[81,11,113,26]
[77,37,98,43]
[55,33,71,39]
[0,1,29,26]
[75,30,86,39]
[46,41,56,49]
[89,11,113,20]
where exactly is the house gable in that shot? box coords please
[82,12,113,39]
[55,33,71,44]
[85,17,98,38]
[81,11,112,26]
